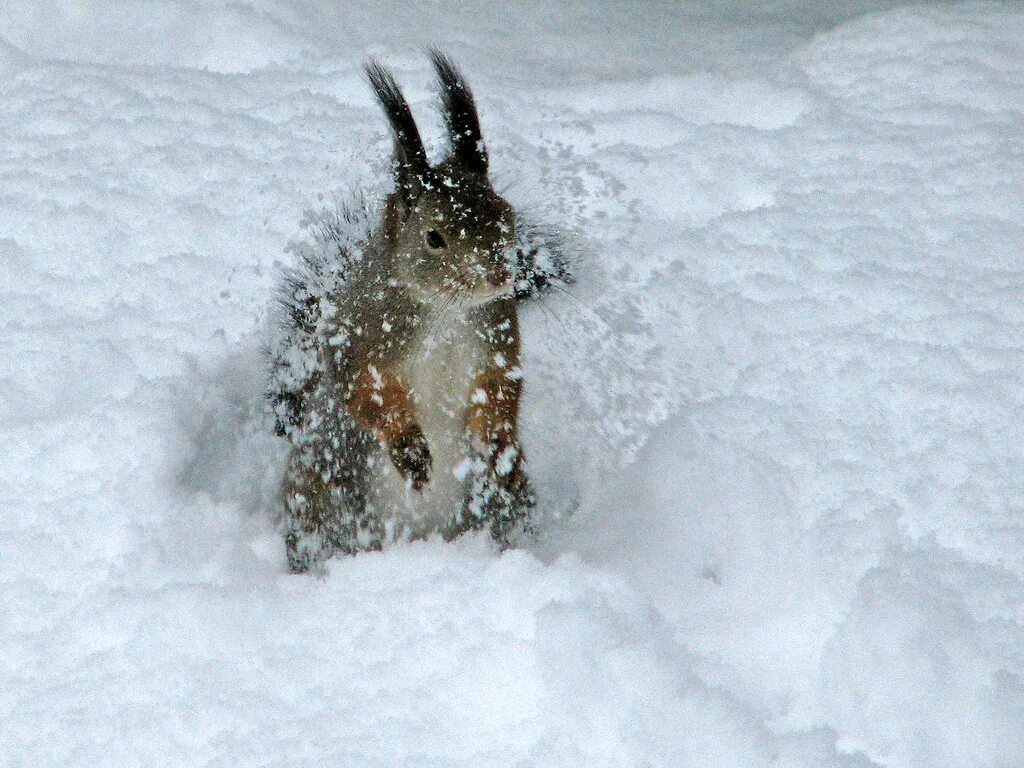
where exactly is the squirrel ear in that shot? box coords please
[429,50,488,176]
[364,59,431,205]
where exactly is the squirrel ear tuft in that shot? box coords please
[364,59,431,204]
[429,50,488,176]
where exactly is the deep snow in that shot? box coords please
[2,2,1024,767]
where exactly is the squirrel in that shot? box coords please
[268,51,571,573]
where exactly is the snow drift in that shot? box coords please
[2,2,1023,767]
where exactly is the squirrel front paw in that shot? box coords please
[473,437,526,491]
[389,425,432,490]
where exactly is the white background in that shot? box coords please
[2,2,1023,766]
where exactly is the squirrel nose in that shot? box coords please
[486,265,510,287]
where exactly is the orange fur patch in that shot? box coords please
[467,367,521,442]
[349,364,418,444]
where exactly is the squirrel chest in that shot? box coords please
[381,308,490,530]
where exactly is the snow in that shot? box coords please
[2,2,1023,766]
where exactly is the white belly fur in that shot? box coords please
[374,311,488,537]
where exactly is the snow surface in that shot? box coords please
[2,2,1024,766]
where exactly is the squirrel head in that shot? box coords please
[365,51,516,305]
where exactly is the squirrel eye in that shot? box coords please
[425,229,447,250]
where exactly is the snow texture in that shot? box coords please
[2,2,1023,767]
